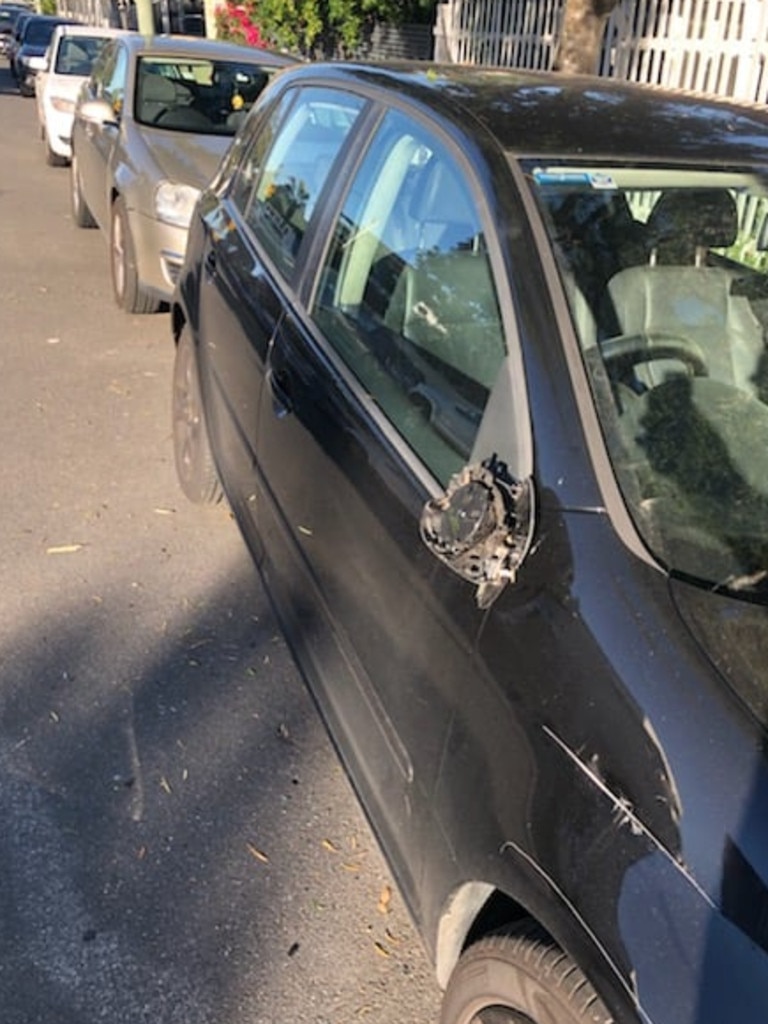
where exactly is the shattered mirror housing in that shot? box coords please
[420,455,535,608]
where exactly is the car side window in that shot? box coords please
[240,87,364,279]
[89,40,115,97]
[228,90,295,214]
[313,110,506,485]
[100,42,127,114]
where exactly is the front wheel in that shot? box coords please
[440,923,614,1024]
[110,196,161,314]
[172,325,223,505]
[44,131,68,167]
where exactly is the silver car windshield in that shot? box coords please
[527,162,768,596]
[134,56,272,136]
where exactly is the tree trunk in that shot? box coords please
[552,0,619,75]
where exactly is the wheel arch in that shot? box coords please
[434,873,640,1023]
[171,301,186,345]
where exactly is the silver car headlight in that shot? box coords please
[154,182,201,229]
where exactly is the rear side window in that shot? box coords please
[239,87,364,279]
[92,40,127,112]
[227,89,295,214]
[313,109,506,484]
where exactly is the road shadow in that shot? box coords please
[0,549,434,1023]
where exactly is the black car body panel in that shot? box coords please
[173,62,768,1024]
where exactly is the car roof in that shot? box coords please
[21,13,74,30]
[115,32,298,67]
[22,13,72,22]
[51,23,127,39]
[270,61,768,169]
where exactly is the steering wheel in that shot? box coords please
[601,332,709,380]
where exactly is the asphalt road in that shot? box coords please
[0,61,441,1024]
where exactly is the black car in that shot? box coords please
[12,13,73,96]
[171,61,768,1024]
[0,4,30,57]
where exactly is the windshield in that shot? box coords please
[25,20,57,47]
[54,34,110,75]
[526,162,768,596]
[134,56,275,135]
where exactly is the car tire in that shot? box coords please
[70,154,96,228]
[110,196,161,314]
[44,132,67,168]
[172,325,223,505]
[439,922,614,1024]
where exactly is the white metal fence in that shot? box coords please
[435,0,768,103]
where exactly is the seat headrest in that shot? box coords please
[411,159,473,225]
[647,189,738,251]
[140,74,178,104]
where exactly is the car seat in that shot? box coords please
[606,189,764,392]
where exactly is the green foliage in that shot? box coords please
[39,0,58,12]
[253,0,436,57]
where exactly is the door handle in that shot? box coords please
[204,249,216,276]
[266,366,293,418]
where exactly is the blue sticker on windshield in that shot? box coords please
[533,169,617,190]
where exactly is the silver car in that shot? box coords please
[70,33,296,313]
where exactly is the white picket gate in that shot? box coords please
[435,0,768,103]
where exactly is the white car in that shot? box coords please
[35,24,129,166]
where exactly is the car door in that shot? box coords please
[195,85,366,536]
[74,39,128,230]
[253,101,530,907]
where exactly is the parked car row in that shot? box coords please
[8,24,768,1024]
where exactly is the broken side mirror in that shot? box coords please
[420,455,534,609]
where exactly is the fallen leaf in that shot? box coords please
[377,885,392,914]
[297,525,313,536]
[322,838,339,853]
[153,507,175,516]
[46,544,83,555]
[373,941,391,958]
[247,843,269,863]
[49,710,60,723]
[159,776,172,794]
[342,862,362,872]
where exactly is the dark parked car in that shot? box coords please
[171,61,768,1024]
[6,6,31,70]
[70,33,296,313]
[12,12,73,96]
[0,3,31,57]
